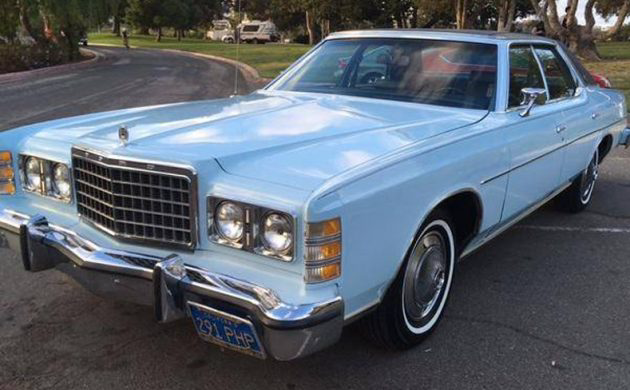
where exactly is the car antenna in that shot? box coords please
[232,0,241,97]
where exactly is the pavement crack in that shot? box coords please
[445,314,630,366]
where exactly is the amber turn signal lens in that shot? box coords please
[0,151,11,163]
[305,263,341,283]
[0,166,13,180]
[305,241,341,262]
[0,181,15,195]
[306,217,341,238]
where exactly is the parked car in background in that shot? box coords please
[208,20,235,43]
[79,36,88,46]
[238,20,279,44]
[0,30,628,361]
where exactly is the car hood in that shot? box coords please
[18,91,486,190]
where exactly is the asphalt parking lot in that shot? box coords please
[1,46,629,389]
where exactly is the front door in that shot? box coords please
[500,45,566,222]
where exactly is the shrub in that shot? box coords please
[0,43,66,74]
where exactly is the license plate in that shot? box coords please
[188,302,265,359]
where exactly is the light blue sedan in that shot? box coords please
[1,30,628,360]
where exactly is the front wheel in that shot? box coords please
[359,210,456,349]
[558,148,599,213]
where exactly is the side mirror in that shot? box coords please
[519,87,546,117]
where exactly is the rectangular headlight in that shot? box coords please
[305,217,341,283]
[0,151,15,195]
[207,197,295,261]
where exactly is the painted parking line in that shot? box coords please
[517,225,630,234]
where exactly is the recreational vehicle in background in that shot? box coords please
[238,21,279,44]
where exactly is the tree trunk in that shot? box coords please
[320,19,330,38]
[305,10,315,45]
[156,27,162,42]
[456,0,468,29]
[604,0,630,39]
[17,0,42,44]
[497,0,516,32]
[112,16,121,36]
[532,0,610,61]
[140,27,150,35]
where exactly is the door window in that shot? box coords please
[533,46,577,100]
[508,46,546,108]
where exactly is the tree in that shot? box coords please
[126,0,164,41]
[39,0,87,61]
[0,0,19,43]
[497,0,516,31]
[530,0,630,60]
[455,0,469,28]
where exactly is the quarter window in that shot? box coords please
[533,46,576,100]
[508,46,546,108]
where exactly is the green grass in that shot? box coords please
[88,33,311,78]
[587,42,630,109]
[597,41,630,60]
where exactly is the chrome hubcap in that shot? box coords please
[403,232,448,324]
[580,152,599,203]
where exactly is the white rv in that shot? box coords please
[238,21,279,44]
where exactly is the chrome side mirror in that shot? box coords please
[519,87,546,117]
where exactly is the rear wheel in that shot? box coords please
[359,210,456,349]
[558,149,599,213]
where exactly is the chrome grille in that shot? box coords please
[72,148,197,248]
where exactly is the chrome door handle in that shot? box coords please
[556,125,567,133]
[591,112,600,119]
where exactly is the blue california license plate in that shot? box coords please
[188,302,265,359]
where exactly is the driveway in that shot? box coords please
[1,46,629,390]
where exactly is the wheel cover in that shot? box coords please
[403,230,449,327]
[580,151,599,204]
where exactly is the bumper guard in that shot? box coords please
[0,209,343,360]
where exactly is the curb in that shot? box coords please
[92,43,271,87]
[162,49,272,86]
[0,48,104,84]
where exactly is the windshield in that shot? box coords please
[273,38,498,110]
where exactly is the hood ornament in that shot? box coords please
[118,125,129,146]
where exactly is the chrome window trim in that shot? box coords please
[531,44,580,104]
[505,41,583,113]
[530,44,552,102]
[71,147,199,251]
[505,43,549,111]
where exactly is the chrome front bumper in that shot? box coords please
[0,209,343,361]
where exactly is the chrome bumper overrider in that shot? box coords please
[621,126,630,148]
[0,209,343,361]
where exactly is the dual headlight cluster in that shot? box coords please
[19,155,72,202]
[208,197,295,261]
[208,197,342,283]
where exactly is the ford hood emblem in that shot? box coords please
[118,125,129,145]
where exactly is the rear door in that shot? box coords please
[534,45,611,183]
[500,44,566,222]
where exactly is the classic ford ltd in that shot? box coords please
[1,30,629,360]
